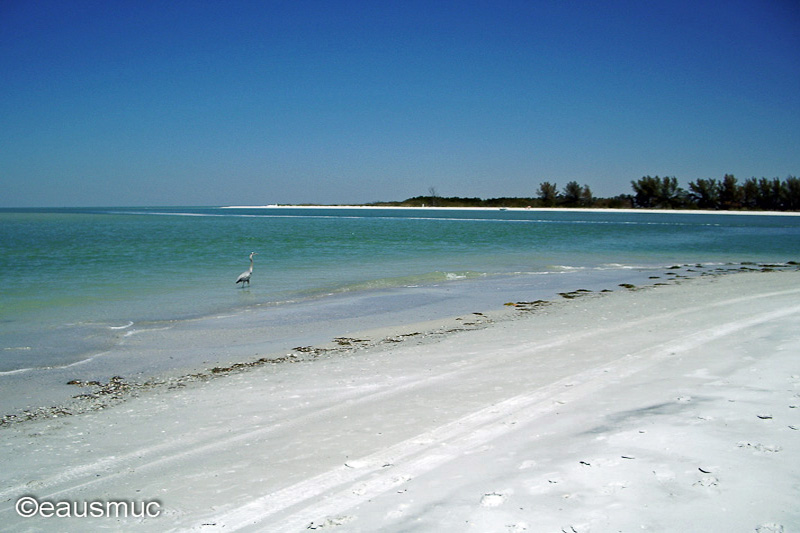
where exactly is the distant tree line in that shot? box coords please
[631,174,800,211]
[370,175,800,211]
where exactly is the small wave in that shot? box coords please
[123,326,172,338]
[597,263,655,270]
[0,353,99,376]
[3,346,32,351]
[108,321,135,330]
[551,265,586,272]
[0,366,34,376]
[303,270,489,297]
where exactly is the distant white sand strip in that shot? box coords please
[220,205,800,216]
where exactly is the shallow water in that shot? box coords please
[1,206,798,400]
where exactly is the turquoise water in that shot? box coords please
[2,206,799,376]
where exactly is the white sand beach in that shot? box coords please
[1,271,799,532]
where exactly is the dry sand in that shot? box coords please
[1,271,799,532]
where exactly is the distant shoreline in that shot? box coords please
[220,204,800,217]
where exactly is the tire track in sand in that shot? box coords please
[189,299,800,531]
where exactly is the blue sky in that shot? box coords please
[2,0,799,207]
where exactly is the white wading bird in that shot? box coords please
[235,252,258,287]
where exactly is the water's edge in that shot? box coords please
[2,262,795,428]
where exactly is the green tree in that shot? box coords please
[782,176,800,211]
[758,178,783,210]
[537,181,559,207]
[719,174,742,210]
[562,181,584,206]
[631,176,659,208]
[688,178,720,209]
[741,178,760,209]
[580,184,594,207]
[631,176,685,208]
[427,186,439,207]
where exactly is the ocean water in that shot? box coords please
[1,206,799,410]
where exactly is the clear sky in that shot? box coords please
[2,0,799,207]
